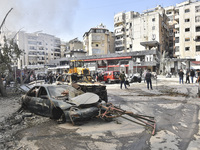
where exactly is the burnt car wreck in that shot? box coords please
[20,84,156,135]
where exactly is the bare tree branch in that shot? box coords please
[0,8,13,33]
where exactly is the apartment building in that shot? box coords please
[83,23,115,56]
[173,0,200,59]
[114,6,169,54]
[65,38,86,57]
[165,6,176,57]
[13,31,61,69]
[60,41,67,58]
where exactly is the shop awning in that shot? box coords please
[84,56,131,62]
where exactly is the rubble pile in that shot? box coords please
[0,94,49,149]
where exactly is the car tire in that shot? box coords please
[52,107,66,123]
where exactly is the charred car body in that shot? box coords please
[21,84,101,123]
[21,84,156,135]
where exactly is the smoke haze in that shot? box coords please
[0,0,80,40]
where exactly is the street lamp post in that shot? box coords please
[12,53,18,84]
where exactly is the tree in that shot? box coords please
[0,36,22,96]
[0,8,22,97]
[156,51,169,75]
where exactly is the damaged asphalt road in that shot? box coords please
[1,79,200,150]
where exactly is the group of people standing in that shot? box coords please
[178,69,196,84]
[119,69,153,90]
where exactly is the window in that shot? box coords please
[152,18,155,22]
[28,41,37,45]
[175,46,179,52]
[195,36,200,42]
[185,28,190,32]
[96,44,99,47]
[196,16,200,22]
[185,9,190,13]
[196,26,200,32]
[29,46,36,50]
[167,11,172,15]
[175,37,179,43]
[185,47,190,51]
[196,5,200,12]
[185,19,190,22]
[196,46,200,51]
[185,38,190,41]
[96,29,103,33]
[152,26,155,30]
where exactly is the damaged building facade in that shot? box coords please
[83,24,115,56]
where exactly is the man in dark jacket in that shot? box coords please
[145,69,153,90]
[185,69,190,84]
[190,69,195,83]
[119,71,127,89]
[178,69,184,84]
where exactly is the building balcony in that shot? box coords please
[115,49,125,53]
[115,38,124,42]
[54,50,61,53]
[114,19,125,25]
[115,44,125,48]
[174,15,179,21]
[54,56,61,60]
[37,59,45,62]
[175,32,179,37]
[29,49,37,51]
[28,54,37,57]
[91,38,102,42]
[114,24,124,30]
[175,51,180,56]
[175,43,180,47]
[115,31,125,36]
[175,24,179,28]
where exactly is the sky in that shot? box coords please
[0,0,185,42]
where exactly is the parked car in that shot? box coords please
[127,74,142,83]
[20,84,101,123]
[102,71,120,84]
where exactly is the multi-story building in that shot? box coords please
[173,0,200,59]
[67,38,83,51]
[83,23,115,56]
[12,31,61,69]
[65,38,86,57]
[165,6,176,58]
[60,41,67,58]
[114,6,169,54]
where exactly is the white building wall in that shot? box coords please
[13,31,61,69]
[114,6,168,53]
[175,0,200,59]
